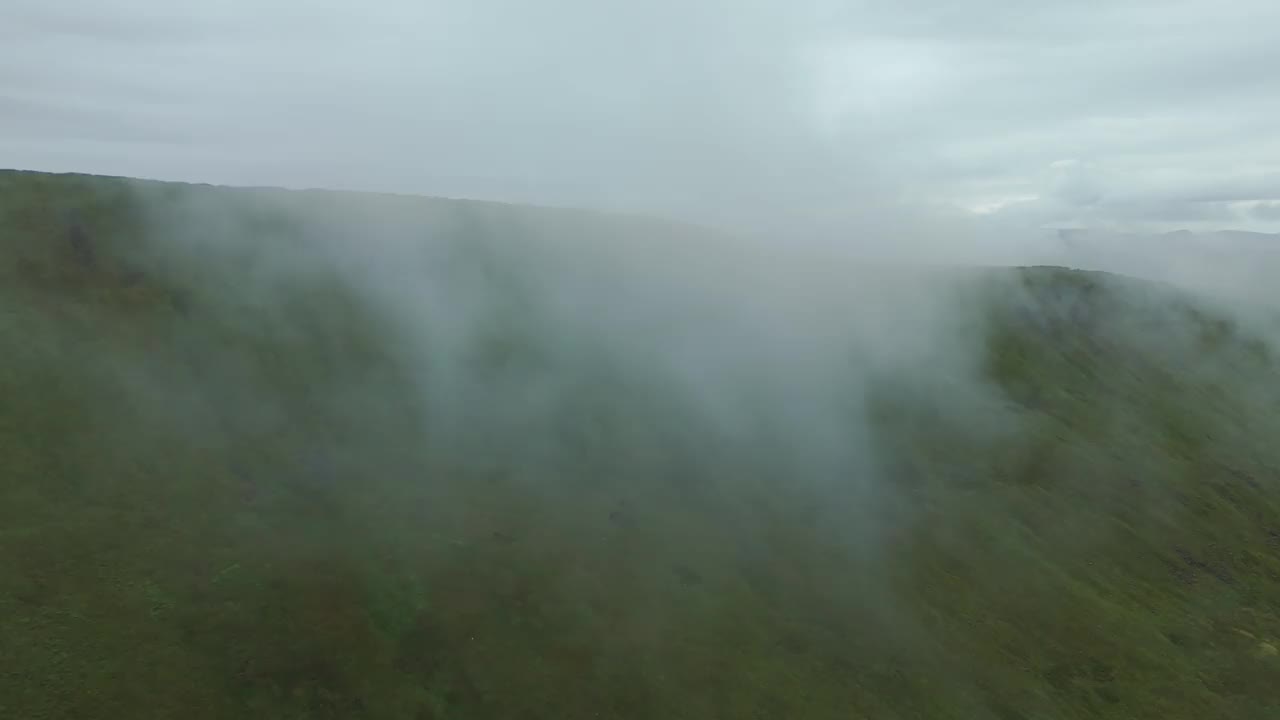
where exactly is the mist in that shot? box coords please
[124,178,1005,524]
[5,156,1280,718]
[6,0,1280,715]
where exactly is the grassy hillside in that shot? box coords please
[2,169,1280,719]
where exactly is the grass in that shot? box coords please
[2,169,1280,718]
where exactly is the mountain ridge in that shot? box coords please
[1,169,1279,719]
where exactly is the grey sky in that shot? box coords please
[5,0,1280,236]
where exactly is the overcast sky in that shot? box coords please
[5,0,1280,237]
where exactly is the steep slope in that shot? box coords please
[2,170,1279,719]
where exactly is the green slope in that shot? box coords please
[2,169,1279,719]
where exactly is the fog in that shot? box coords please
[6,0,1277,602]
[8,0,1280,331]
[91,161,1271,573]
[5,0,1280,701]
[6,0,1280,715]
[127,179,1005,508]
[42,182,1034,703]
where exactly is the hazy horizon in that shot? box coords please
[6,0,1280,242]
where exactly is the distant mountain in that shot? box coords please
[1051,227,1280,307]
